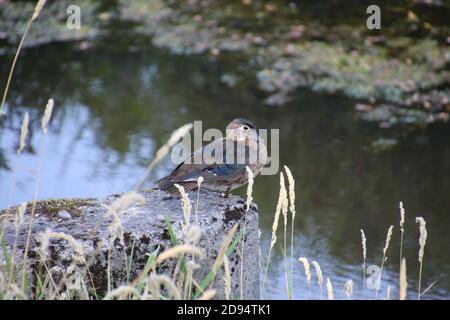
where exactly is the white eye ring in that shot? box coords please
[243,125,249,131]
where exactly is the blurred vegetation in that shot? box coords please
[1,0,449,127]
[0,0,101,51]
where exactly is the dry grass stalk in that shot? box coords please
[31,0,47,21]
[204,224,239,291]
[264,172,287,284]
[240,167,254,300]
[102,192,144,293]
[312,260,323,299]
[41,98,54,133]
[415,217,427,264]
[18,99,56,287]
[156,244,204,264]
[184,225,201,245]
[284,165,296,300]
[399,258,407,300]
[37,229,87,289]
[13,202,27,231]
[147,274,181,300]
[344,279,353,299]
[326,278,334,300]
[135,123,193,190]
[415,217,427,300]
[195,176,203,225]
[30,246,62,299]
[385,285,391,300]
[399,202,406,299]
[8,202,28,282]
[223,255,231,300]
[280,173,288,231]
[270,173,287,250]
[103,192,145,245]
[245,167,254,211]
[183,260,199,300]
[284,166,296,224]
[383,225,394,258]
[0,0,47,117]
[360,229,367,262]
[298,257,311,298]
[375,225,394,299]
[17,112,29,154]
[3,283,26,300]
[360,228,367,297]
[399,201,405,233]
[280,172,289,298]
[37,229,85,264]
[174,184,192,235]
[103,285,141,300]
[199,289,216,300]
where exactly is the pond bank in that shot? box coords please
[1,0,449,128]
[117,0,450,128]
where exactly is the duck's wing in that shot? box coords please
[157,138,247,193]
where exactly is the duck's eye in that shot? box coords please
[243,125,249,131]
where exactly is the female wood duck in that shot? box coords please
[157,118,267,197]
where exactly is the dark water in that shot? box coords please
[0,40,449,299]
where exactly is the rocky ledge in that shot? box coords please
[0,189,259,299]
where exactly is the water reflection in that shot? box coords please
[0,40,449,299]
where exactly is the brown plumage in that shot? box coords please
[157,118,267,197]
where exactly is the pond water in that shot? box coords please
[0,38,449,299]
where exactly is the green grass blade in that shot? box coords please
[165,217,178,246]
[35,271,44,300]
[165,218,187,273]
[136,246,160,293]
[0,237,13,276]
[126,238,136,284]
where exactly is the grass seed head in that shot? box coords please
[31,0,47,21]
[383,225,394,259]
[41,98,54,133]
[360,229,367,261]
[415,217,427,263]
[17,112,29,154]
[298,257,311,286]
[326,278,334,300]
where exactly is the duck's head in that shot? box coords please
[226,118,258,141]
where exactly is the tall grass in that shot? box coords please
[21,98,54,293]
[263,172,286,285]
[284,165,296,300]
[0,0,47,117]
[415,217,427,300]
[344,280,353,299]
[399,258,407,300]
[399,201,405,298]
[298,257,311,298]
[280,172,289,299]
[311,260,323,299]
[326,277,334,300]
[374,225,393,299]
[360,228,367,298]
[239,167,254,300]
[134,123,193,191]
[262,167,432,300]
